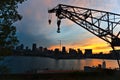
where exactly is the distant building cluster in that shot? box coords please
[13,43,120,59]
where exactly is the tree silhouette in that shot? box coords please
[0,0,27,54]
[0,0,27,73]
[0,0,26,53]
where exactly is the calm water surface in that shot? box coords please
[0,56,119,73]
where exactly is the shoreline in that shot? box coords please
[1,55,119,60]
[0,70,120,80]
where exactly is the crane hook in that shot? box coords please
[48,19,51,24]
[48,13,52,25]
[57,19,61,33]
[57,27,60,33]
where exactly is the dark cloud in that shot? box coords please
[17,32,54,48]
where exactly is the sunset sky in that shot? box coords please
[15,0,120,53]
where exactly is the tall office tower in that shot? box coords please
[39,46,43,52]
[32,43,37,51]
[84,49,92,57]
[62,46,66,53]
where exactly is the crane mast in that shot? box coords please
[48,4,120,69]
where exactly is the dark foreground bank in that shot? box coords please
[0,69,120,80]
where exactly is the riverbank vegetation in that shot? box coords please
[0,69,120,80]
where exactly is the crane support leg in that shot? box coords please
[111,46,120,70]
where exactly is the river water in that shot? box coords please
[0,56,119,73]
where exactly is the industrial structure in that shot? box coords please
[48,4,120,69]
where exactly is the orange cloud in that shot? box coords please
[73,37,112,53]
[49,37,112,54]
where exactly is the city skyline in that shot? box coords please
[15,0,120,53]
[16,43,109,54]
[14,43,120,60]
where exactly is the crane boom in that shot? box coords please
[48,4,120,46]
[48,4,120,69]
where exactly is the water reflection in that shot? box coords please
[1,56,119,73]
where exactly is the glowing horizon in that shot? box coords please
[48,37,112,54]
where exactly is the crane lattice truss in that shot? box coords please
[48,4,120,47]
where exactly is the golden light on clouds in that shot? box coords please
[49,37,112,54]
[77,37,112,53]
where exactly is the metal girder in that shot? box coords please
[48,4,120,47]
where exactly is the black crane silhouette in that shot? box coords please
[48,4,120,69]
